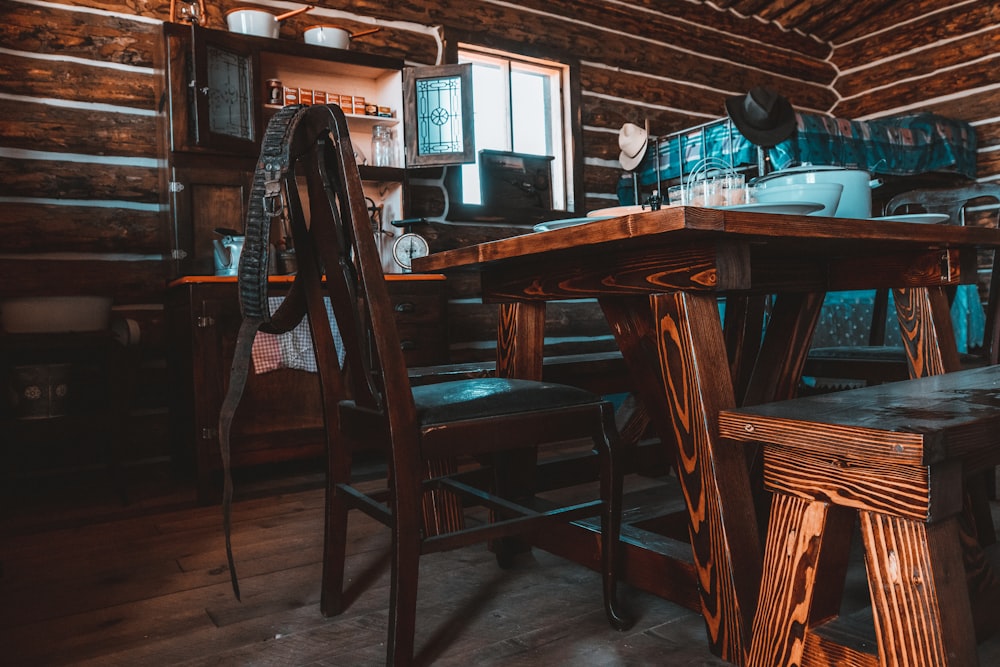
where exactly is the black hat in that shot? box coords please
[725,86,796,147]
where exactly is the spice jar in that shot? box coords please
[265,79,282,106]
[371,124,396,167]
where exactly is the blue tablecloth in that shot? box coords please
[810,286,985,354]
[617,112,977,204]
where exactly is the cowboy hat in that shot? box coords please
[725,86,796,147]
[618,122,648,171]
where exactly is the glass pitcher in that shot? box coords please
[371,124,397,167]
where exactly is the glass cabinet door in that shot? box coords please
[204,44,254,141]
[403,63,475,167]
[191,26,260,155]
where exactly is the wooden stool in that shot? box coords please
[719,366,1000,667]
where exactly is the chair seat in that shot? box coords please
[807,344,906,362]
[412,377,602,424]
[808,344,980,366]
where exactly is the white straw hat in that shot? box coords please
[618,123,648,171]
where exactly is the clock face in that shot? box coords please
[392,232,430,270]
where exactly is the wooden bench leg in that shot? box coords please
[859,511,978,667]
[749,493,829,667]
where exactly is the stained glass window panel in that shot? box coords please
[415,75,463,156]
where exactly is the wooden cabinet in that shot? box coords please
[1,332,132,497]
[161,24,408,159]
[166,275,447,503]
[161,23,414,276]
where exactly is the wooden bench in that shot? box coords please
[718,366,1000,667]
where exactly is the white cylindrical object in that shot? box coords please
[757,166,872,218]
[303,25,351,49]
[226,10,279,38]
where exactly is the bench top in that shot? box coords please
[719,365,1000,467]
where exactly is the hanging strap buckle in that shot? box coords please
[262,177,284,217]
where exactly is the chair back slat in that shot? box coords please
[280,105,417,432]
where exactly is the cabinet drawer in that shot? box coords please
[389,293,444,325]
[397,323,449,366]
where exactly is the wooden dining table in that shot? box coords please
[412,205,1000,665]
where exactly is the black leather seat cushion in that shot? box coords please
[411,377,602,424]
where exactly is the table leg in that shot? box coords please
[602,292,760,664]
[740,291,858,624]
[724,294,768,404]
[893,286,960,377]
[492,302,546,561]
[742,291,826,406]
[496,301,545,380]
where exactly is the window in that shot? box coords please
[457,46,573,210]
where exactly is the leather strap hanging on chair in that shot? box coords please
[217,104,314,600]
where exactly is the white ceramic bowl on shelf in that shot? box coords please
[303,25,352,49]
[225,9,280,38]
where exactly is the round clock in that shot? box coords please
[391,232,430,271]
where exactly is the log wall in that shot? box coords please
[1,0,997,469]
[828,0,1000,183]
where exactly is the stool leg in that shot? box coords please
[860,511,978,667]
[749,493,829,667]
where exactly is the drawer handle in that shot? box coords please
[394,301,415,313]
[400,340,416,351]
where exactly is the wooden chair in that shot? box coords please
[802,183,1000,389]
[230,104,630,665]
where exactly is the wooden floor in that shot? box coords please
[2,462,1000,666]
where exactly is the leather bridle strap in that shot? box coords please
[217,104,311,600]
[217,315,260,601]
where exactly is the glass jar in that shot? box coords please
[371,124,396,167]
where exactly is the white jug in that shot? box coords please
[213,234,245,276]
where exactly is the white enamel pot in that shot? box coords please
[303,25,380,49]
[226,6,313,38]
[756,165,877,218]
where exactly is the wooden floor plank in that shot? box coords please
[4,469,1000,666]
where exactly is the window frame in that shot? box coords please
[402,63,476,167]
[440,29,584,224]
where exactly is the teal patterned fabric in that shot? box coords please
[810,287,984,354]
[618,112,977,203]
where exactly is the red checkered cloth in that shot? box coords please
[252,331,283,373]
[251,297,344,374]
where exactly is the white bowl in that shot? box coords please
[755,182,843,216]
[226,9,279,38]
[304,25,351,49]
[757,166,872,218]
[0,296,113,333]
